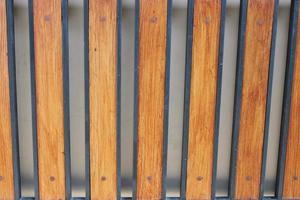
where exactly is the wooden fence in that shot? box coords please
[1,0,300,199]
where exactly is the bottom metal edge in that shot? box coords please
[19,197,278,200]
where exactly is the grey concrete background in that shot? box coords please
[13,0,290,197]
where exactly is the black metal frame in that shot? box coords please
[179,0,194,198]
[62,1,72,199]
[28,0,38,198]
[117,1,123,199]
[83,0,90,198]
[132,0,139,198]
[18,197,282,200]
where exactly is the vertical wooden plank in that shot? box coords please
[234,0,275,199]
[88,0,119,199]
[0,0,14,199]
[135,0,169,199]
[275,1,298,196]
[282,2,300,198]
[33,0,65,199]
[184,0,222,199]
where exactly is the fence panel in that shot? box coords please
[4,0,300,200]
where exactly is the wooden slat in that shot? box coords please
[33,1,65,199]
[0,1,15,199]
[234,0,275,198]
[185,0,221,199]
[136,0,168,199]
[283,4,300,198]
[89,0,118,199]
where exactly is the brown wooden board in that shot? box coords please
[283,3,300,198]
[89,0,118,199]
[234,0,275,199]
[0,0,15,199]
[33,0,66,199]
[136,0,169,199]
[185,0,221,199]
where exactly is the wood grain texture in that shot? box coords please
[0,1,15,199]
[136,0,168,199]
[89,0,118,199]
[283,6,300,198]
[33,1,65,199]
[235,0,275,199]
[185,1,221,199]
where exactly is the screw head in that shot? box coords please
[150,16,157,23]
[293,176,299,181]
[99,16,107,22]
[147,176,152,182]
[49,176,55,182]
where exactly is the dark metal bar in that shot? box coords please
[28,0,39,199]
[180,0,194,198]
[259,0,279,198]
[117,0,122,199]
[228,0,248,198]
[83,0,90,199]
[6,0,21,199]
[275,0,300,197]
[161,0,172,199]
[132,0,140,198]
[19,197,280,200]
[212,1,227,199]
[62,0,72,199]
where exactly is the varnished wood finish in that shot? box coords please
[89,0,118,199]
[283,6,300,198]
[235,0,275,198]
[136,0,168,199]
[185,1,221,199]
[33,1,65,199]
[0,1,15,199]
